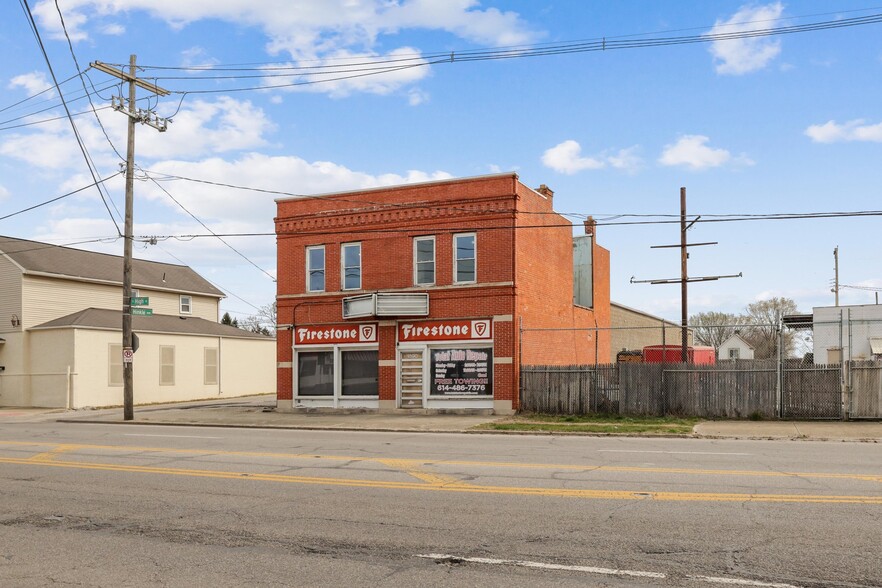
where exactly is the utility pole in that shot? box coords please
[631,187,742,363]
[90,56,169,420]
[833,246,840,307]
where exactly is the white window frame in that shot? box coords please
[453,232,477,284]
[306,245,326,293]
[413,236,435,286]
[160,345,175,386]
[294,343,379,402]
[204,347,218,385]
[341,242,362,291]
[728,348,740,360]
[180,295,192,315]
[131,288,139,298]
[108,343,123,387]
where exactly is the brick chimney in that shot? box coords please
[535,184,554,200]
[583,216,596,236]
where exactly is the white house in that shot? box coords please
[812,303,882,364]
[0,236,275,408]
[718,333,755,361]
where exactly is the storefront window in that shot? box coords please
[430,347,492,396]
[341,350,379,395]
[298,351,334,395]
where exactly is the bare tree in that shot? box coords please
[742,297,799,359]
[243,302,277,336]
[689,311,742,353]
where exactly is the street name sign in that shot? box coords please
[131,297,149,306]
[131,308,153,316]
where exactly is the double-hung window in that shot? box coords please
[453,233,476,284]
[306,246,325,292]
[180,295,192,315]
[414,236,435,286]
[341,242,361,290]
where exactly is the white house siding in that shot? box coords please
[14,329,76,408]
[0,332,26,406]
[219,337,276,396]
[64,329,273,408]
[21,275,219,328]
[719,336,754,360]
[0,253,22,336]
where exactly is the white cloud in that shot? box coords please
[541,140,642,175]
[408,88,429,106]
[100,23,125,35]
[805,119,882,143]
[8,72,53,96]
[266,48,432,98]
[708,2,784,75]
[658,135,754,170]
[181,46,219,69]
[0,97,277,170]
[0,184,9,200]
[35,1,539,52]
[34,1,539,99]
[142,153,452,227]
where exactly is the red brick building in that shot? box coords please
[275,173,610,413]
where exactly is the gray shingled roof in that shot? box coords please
[31,308,272,339]
[0,235,223,297]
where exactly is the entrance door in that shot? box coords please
[399,350,424,408]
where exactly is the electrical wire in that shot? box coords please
[0,173,123,222]
[18,0,122,235]
[140,167,277,282]
[55,0,125,162]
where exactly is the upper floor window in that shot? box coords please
[414,236,435,286]
[306,245,325,292]
[180,295,192,314]
[341,243,361,290]
[453,233,476,284]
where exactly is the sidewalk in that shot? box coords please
[6,395,881,440]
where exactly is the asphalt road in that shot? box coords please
[0,420,880,587]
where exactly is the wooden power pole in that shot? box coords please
[631,187,742,362]
[90,56,169,420]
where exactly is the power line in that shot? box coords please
[54,0,125,162]
[140,168,276,282]
[18,0,122,235]
[0,173,123,222]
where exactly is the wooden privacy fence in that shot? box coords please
[520,361,882,419]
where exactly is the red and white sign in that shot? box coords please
[398,319,492,342]
[295,323,377,346]
[122,348,134,364]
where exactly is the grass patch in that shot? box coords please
[478,413,699,435]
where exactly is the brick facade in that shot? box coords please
[275,173,611,413]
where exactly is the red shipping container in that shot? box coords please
[642,345,716,364]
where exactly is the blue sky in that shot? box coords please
[1,1,880,326]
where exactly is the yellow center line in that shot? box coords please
[1,441,880,484]
[0,456,879,504]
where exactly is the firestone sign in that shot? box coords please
[295,323,377,346]
[398,319,492,342]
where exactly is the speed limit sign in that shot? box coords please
[122,348,134,364]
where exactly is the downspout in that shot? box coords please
[217,336,222,395]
